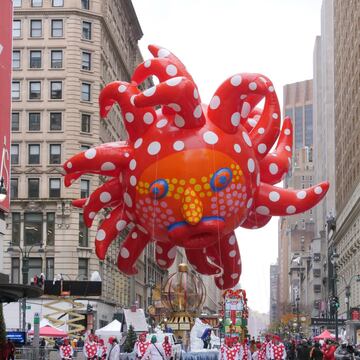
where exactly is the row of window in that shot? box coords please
[13,49,92,71]
[11,212,89,248]
[14,0,90,10]
[13,18,92,40]
[12,80,92,102]
[12,112,91,133]
[11,177,90,199]
[11,143,62,165]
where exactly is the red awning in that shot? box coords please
[313,329,335,340]
[28,325,68,338]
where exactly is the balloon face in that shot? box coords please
[64,45,329,290]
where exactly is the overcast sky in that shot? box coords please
[132,0,323,314]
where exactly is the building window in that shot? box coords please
[30,20,42,37]
[31,0,42,6]
[12,50,21,69]
[49,144,61,164]
[12,81,21,100]
[11,258,20,284]
[49,178,61,198]
[81,114,91,132]
[24,213,43,245]
[51,20,63,37]
[46,213,55,246]
[11,144,20,165]
[28,144,40,164]
[82,22,92,40]
[50,112,62,131]
[81,83,91,101]
[82,52,91,71]
[30,50,42,69]
[52,0,63,6]
[81,145,90,151]
[29,113,41,131]
[11,178,19,199]
[46,258,54,280]
[29,81,41,100]
[314,284,321,293]
[12,213,21,245]
[28,258,43,285]
[82,0,90,10]
[313,269,321,278]
[81,180,90,198]
[13,0,22,7]
[12,113,20,131]
[79,214,88,247]
[13,20,21,38]
[78,258,88,279]
[50,81,62,99]
[50,50,63,68]
[28,178,40,198]
[305,104,313,147]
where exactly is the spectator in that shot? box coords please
[5,339,15,360]
[77,337,84,349]
[107,337,120,360]
[323,340,337,360]
[201,328,212,349]
[310,342,323,360]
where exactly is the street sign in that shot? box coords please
[311,318,346,326]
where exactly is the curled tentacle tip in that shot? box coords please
[72,198,86,208]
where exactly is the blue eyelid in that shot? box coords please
[210,168,233,192]
[149,179,169,199]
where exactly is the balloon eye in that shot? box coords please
[210,168,233,192]
[149,179,169,200]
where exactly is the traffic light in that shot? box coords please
[331,296,339,310]
[87,303,93,313]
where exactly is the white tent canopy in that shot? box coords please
[95,319,122,341]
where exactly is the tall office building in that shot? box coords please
[270,263,279,324]
[4,0,165,329]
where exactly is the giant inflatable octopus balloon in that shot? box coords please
[63,45,329,290]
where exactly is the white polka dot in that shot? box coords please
[269,163,278,175]
[168,248,176,259]
[158,259,167,266]
[256,206,270,215]
[123,192,133,207]
[137,225,148,234]
[134,138,143,149]
[143,112,154,124]
[144,59,151,68]
[210,95,220,110]
[173,141,185,151]
[231,112,241,126]
[296,191,307,199]
[247,198,253,208]
[241,102,251,118]
[156,246,163,254]
[242,131,252,147]
[166,64,178,76]
[158,48,170,58]
[231,273,239,279]
[258,143,267,154]
[248,118,257,127]
[67,162,72,169]
[228,235,236,245]
[240,94,247,100]
[120,247,129,258]
[130,176,137,186]
[193,88,199,99]
[100,192,111,203]
[314,186,323,194]
[125,112,134,123]
[167,103,181,112]
[124,152,130,158]
[230,75,242,86]
[284,129,291,135]
[268,85,274,92]
[247,158,255,173]
[143,86,156,97]
[147,141,161,155]
[272,113,279,120]
[269,191,280,202]
[101,162,116,171]
[203,131,219,145]
[131,232,138,239]
[118,84,127,93]
[286,205,296,214]
[285,145,291,152]
[156,119,168,128]
[126,211,134,221]
[174,114,185,127]
[130,95,136,106]
[193,105,202,118]
[249,82,257,90]
[258,127,265,134]
[166,77,182,86]
[234,144,241,153]
[229,250,236,257]
[85,148,96,159]
[129,159,137,170]
[96,229,106,241]
[116,220,127,231]
[89,212,96,219]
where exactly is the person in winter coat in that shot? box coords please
[296,340,310,360]
[201,328,212,349]
[323,340,337,360]
[141,335,166,360]
[310,342,323,360]
[107,337,120,360]
[60,338,74,360]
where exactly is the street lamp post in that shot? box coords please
[330,249,339,341]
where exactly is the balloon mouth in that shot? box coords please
[167,216,225,248]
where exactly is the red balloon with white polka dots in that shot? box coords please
[63,45,329,290]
